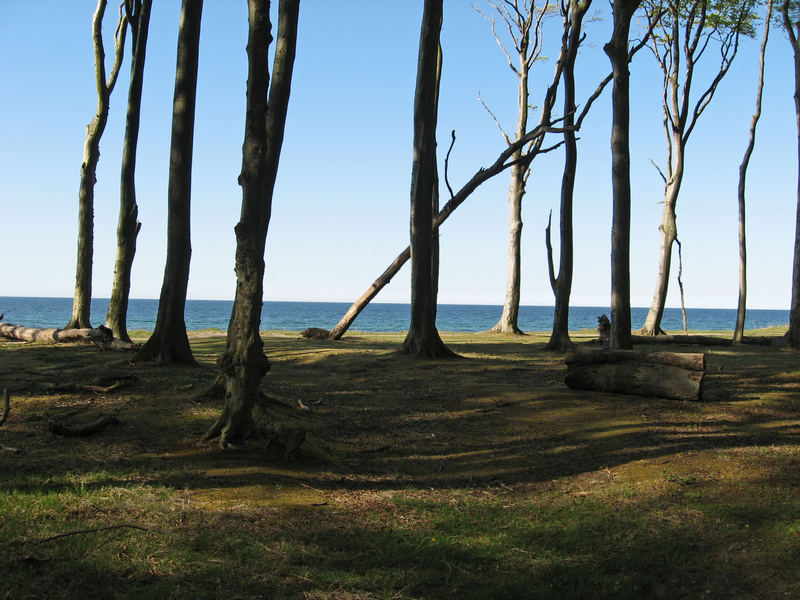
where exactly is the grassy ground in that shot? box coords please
[1,328,799,599]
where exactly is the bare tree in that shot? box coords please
[734,0,772,342]
[133,0,203,364]
[640,0,756,335]
[205,0,300,446]
[106,0,154,343]
[477,0,550,335]
[781,0,800,346]
[403,0,456,358]
[65,0,127,330]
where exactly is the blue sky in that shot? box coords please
[0,1,796,310]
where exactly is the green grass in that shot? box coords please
[1,330,799,599]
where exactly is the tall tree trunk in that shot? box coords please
[640,0,751,336]
[66,1,127,330]
[734,0,772,343]
[106,0,153,343]
[784,2,800,347]
[205,0,299,446]
[491,65,529,335]
[431,44,443,313]
[641,148,683,335]
[604,0,641,350]
[546,0,592,351]
[133,0,202,364]
[402,0,455,358]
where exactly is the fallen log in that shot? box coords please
[631,334,780,347]
[631,334,731,346]
[0,322,136,350]
[565,348,705,401]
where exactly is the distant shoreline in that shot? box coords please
[0,297,789,334]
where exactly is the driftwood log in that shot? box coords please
[0,322,136,350]
[565,348,705,401]
[631,334,780,347]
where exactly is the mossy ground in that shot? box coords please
[1,328,798,599]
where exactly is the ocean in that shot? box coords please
[0,297,789,334]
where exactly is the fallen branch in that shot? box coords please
[0,323,136,351]
[48,414,119,437]
[47,379,129,394]
[13,524,148,546]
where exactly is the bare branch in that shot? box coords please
[478,92,513,144]
[545,210,558,292]
[476,0,521,74]
[106,2,129,93]
[13,525,149,546]
[444,130,457,200]
[649,158,668,185]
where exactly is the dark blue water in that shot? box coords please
[0,297,789,333]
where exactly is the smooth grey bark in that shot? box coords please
[402,0,455,358]
[205,0,299,446]
[106,0,153,343]
[640,0,753,335]
[734,0,771,342]
[782,0,800,347]
[133,0,202,364]
[66,1,127,330]
[479,1,545,335]
[604,0,641,350]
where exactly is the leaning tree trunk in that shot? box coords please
[106,0,153,343]
[735,0,771,343]
[66,0,127,330]
[205,0,300,446]
[402,0,455,358]
[641,154,683,335]
[783,3,800,347]
[326,120,551,340]
[133,0,202,365]
[604,0,641,351]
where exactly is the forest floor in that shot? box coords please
[1,328,799,599]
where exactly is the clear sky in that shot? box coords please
[0,1,796,310]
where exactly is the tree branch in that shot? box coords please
[444,129,457,200]
[478,91,513,144]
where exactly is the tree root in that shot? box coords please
[48,414,119,437]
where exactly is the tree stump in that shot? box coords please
[565,348,705,401]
